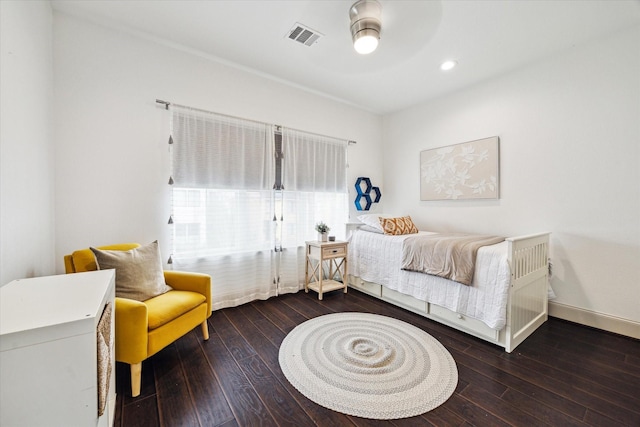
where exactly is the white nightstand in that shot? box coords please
[305,240,349,300]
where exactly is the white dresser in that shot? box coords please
[0,270,116,427]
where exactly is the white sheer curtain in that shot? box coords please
[168,107,349,310]
[170,107,276,310]
[276,129,349,293]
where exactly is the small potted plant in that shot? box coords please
[315,222,330,242]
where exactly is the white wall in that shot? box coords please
[20,6,637,335]
[382,26,640,334]
[0,1,55,285]
[53,12,383,270]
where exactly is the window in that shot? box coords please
[169,106,348,310]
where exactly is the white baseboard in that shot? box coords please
[548,301,639,340]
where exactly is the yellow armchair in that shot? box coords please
[64,244,211,397]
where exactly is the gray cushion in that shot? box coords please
[91,241,172,301]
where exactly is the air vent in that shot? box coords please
[286,23,323,47]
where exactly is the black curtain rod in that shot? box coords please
[155,99,356,145]
[156,99,170,110]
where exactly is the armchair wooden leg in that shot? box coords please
[130,362,142,397]
[201,320,210,341]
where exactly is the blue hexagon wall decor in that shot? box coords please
[354,177,381,211]
[371,186,381,203]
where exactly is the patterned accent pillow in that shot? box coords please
[379,216,419,235]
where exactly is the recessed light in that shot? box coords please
[440,60,457,71]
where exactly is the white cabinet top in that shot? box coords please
[0,270,115,351]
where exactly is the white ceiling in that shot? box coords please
[51,0,640,115]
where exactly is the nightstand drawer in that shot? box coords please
[322,246,346,258]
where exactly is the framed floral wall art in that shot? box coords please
[420,136,499,200]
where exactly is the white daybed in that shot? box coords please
[346,227,550,353]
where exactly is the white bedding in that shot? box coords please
[347,230,511,330]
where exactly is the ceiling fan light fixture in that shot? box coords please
[353,29,379,55]
[349,0,382,55]
[440,60,458,71]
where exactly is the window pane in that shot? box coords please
[172,188,274,257]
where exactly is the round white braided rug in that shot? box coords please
[278,312,458,420]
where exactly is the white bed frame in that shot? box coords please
[347,232,550,353]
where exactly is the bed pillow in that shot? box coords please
[380,216,419,235]
[357,213,393,233]
[358,225,384,234]
[90,241,172,301]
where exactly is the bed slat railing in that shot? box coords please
[505,232,550,352]
[507,233,549,287]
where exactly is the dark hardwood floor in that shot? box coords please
[114,289,640,427]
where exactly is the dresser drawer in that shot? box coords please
[382,287,427,313]
[348,276,382,297]
[429,304,498,340]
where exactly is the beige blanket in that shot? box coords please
[401,233,505,285]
